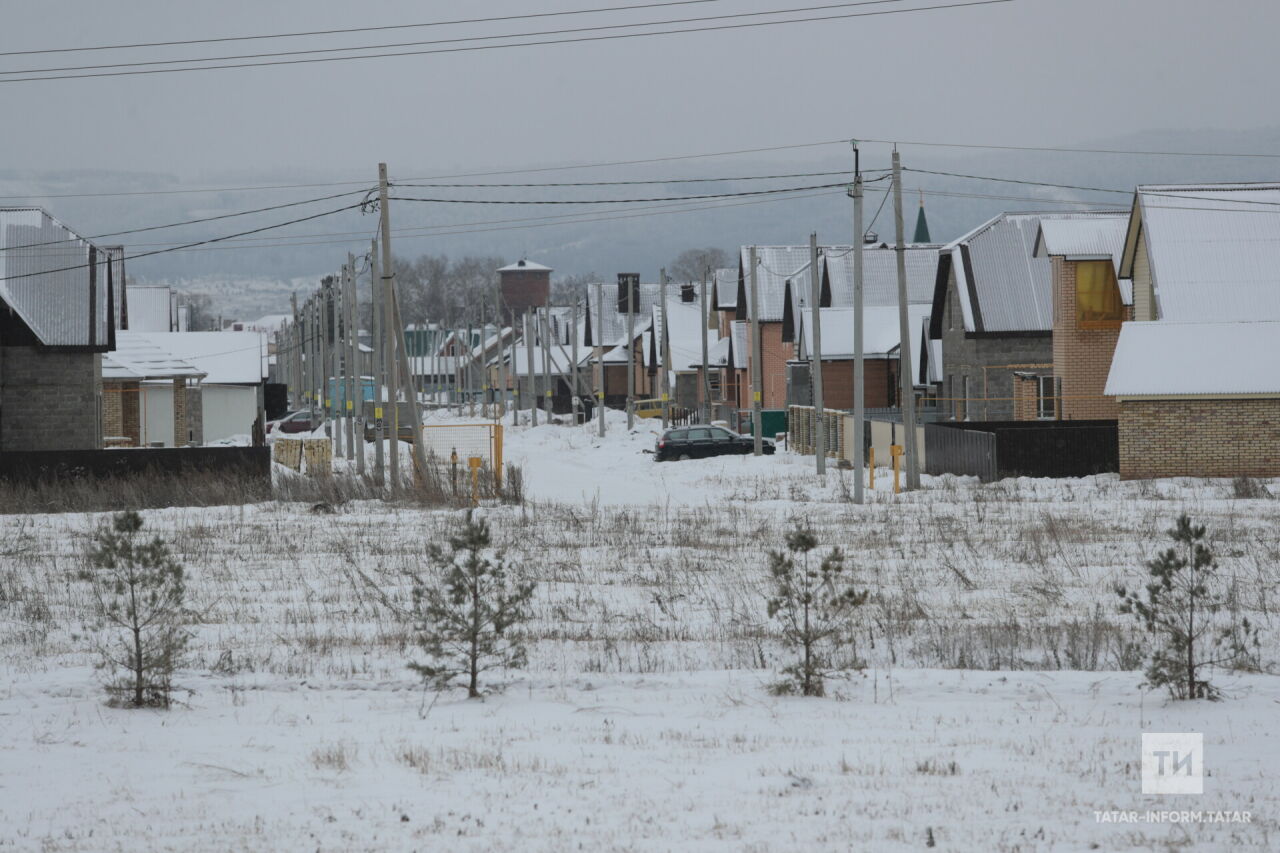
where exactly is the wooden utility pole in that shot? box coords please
[892,149,921,490]
[809,232,825,477]
[851,144,865,504]
[371,240,385,485]
[595,281,606,437]
[700,269,710,425]
[749,246,763,455]
[659,268,669,429]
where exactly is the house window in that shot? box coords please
[1037,375,1056,420]
[1076,261,1124,329]
[708,371,722,399]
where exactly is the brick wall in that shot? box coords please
[939,266,1053,420]
[0,346,101,451]
[187,386,204,446]
[1013,374,1039,421]
[1119,397,1280,479]
[103,380,124,439]
[499,269,550,322]
[1052,257,1123,420]
[173,377,188,447]
[815,359,893,410]
[747,322,793,409]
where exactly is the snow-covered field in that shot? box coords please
[3,412,1279,850]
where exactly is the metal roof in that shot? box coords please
[728,320,748,370]
[125,331,267,384]
[1105,319,1280,397]
[103,332,205,381]
[712,267,738,310]
[738,246,819,322]
[0,207,113,349]
[822,244,940,308]
[942,210,1127,333]
[584,282,659,347]
[796,304,932,361]
[1125,184,1280,322]
[127,286,175,332]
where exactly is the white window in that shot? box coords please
[1037,376,1057,420]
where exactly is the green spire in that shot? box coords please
[912,191,931,243]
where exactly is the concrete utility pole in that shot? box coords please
[324,279,337,454]
[810,232,825,477]
[371,241,385,485]
[624,274,635,430]
[851,144,865,504]
[289,293,299,408]
[596,280,606,437]
[344,258,357,462]
[496,290,508,421]
[892,148,921,490]
[377,165,420,492]
[658,268,669,429]
[465,321,475,418]
[337,270,349,459]
[749,246,763,455]
[349,255,364,472]
[700,268,711,425]
[571,297,581,424]
[524,312,537,426]
[541,307,553,420]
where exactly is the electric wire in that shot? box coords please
[0,1,1016,83]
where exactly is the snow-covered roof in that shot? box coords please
[728,321,748,370]
[584,282,658,347]
[653,296,712,376]
[797,304,932,361]
[821,244,939,308]
[712,267,738,310]
[738,246,831,323]
[1120,183,1280,322]
[497,259,552,273]
[1034,215,1133,304]
[103,332,205,381]
[1105,320,1280,397]
[124,331,267,384]
[703,335,731,368]
[936,210,1129,334]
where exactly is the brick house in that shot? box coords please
[1106,321,1280,479]
[102,336,206,447]
[1032,214,1132,420]
[929,211,1125,421]
[0,208,116,452]
[1105,183,1280,478]
[791,304,931,409]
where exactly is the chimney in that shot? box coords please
[616,273,639,313]
[680,283,696,303]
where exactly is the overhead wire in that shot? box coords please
[0,0,720,56]
[0,1,1017,83]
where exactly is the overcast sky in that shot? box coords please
[4,0,1278,178]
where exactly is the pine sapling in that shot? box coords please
[81,511,190,708]
[1116,514,1261,700]
[767,522,868,697]
[410,511,535,698]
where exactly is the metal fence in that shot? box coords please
[0,447,271,484]
[925,420,1118,482]
[924,424,997,481]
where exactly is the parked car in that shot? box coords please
[654,425,775,461]
[268,410,321,434]
[363,420,418,443]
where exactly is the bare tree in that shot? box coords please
[669,247,731,282]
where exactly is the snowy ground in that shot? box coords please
[4,412,1280,850]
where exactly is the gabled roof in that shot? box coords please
[0,207,114,350]
[796,304,932,362]
[737,246,823,323]
[1034,214,1133,304]
[497,259,552,273]
[583,282,658,347]
[930,210,1126,337]
[1119,183,1280,322]
[711,267,738,311]
[653,296,713,376]
[821,244,940,307]
[103,333,205,381]
[124,331,267,384]
[1105,319,1280,397]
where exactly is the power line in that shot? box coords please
[388,182,864,206]
[0,0,720,56]
[861,136,1280,160]
[0,1,1016,83]
[394,168,886,188]
[0,203,364,282]
[0,188,372,253]
[2,1,910,76]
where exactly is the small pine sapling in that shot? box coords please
[1116,514,1261,700]
[81,511,190,708]
[410,511,535,698]
[766,522,868,697]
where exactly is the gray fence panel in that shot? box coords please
[924,424,996,482]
